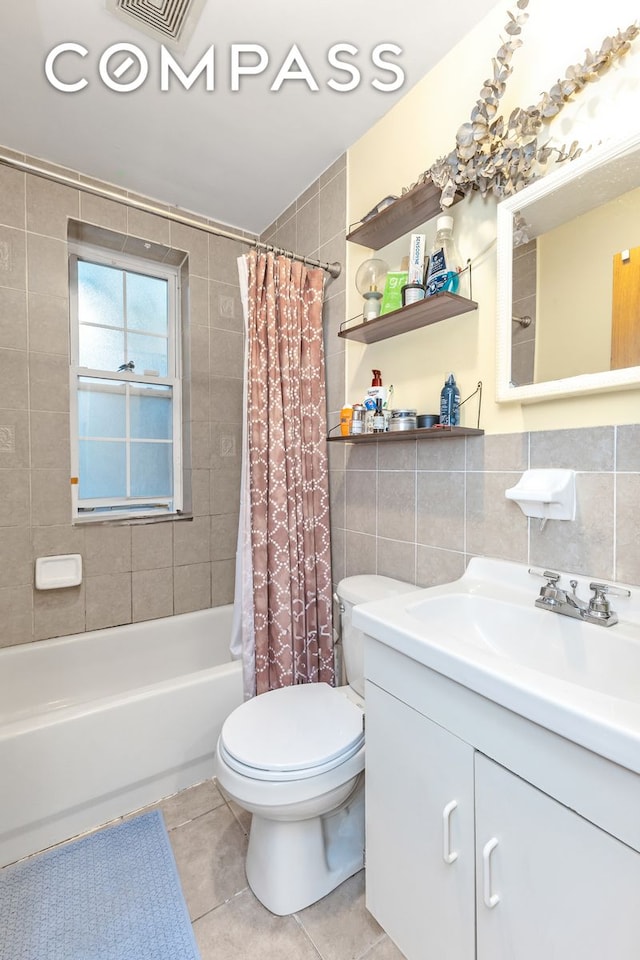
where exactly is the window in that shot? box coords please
[69,245,183,521]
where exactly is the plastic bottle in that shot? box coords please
[340,406,352,437]
[425,216,462,297]
[440,373,460,426]
[366,370,387,406]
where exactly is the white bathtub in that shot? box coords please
[0,606,243,866]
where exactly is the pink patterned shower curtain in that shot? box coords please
[245,250,334,696]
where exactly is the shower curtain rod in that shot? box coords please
[0,153,342,279]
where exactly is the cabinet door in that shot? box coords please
[365,681,475,960]
[475,754,640,960]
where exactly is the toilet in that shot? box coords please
[215,574,416,916]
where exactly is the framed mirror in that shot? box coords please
[496,129,640,403]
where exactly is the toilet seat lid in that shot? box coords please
[219,682,364,781]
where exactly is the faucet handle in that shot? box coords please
[588,582,631,622]
[529,568,563,605]
[588,582,631,599]
[528,568,561,584]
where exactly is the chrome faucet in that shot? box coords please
[528,569,631,627]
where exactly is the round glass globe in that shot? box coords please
[355,258,389,296]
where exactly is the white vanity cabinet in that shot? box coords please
[365,682,475,960]
[474,754,640,960]
[364,641,640,960]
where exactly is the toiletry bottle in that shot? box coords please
[440,373,460,426]
[340,406,352,437]
[350,404,365,435]
[372,398,385,433]
[364,370,386,432]
[425,216,462,297]
[366,370,387,406]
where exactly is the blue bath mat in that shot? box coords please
[0,810,200,960]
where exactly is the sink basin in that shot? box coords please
[405,591,640,703]
[354,558,640,773]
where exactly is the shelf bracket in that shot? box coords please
[459,381,483,430]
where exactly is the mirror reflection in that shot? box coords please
[512,185,640,387]
[497,131,640,403]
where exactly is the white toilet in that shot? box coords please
[215,574,415,916]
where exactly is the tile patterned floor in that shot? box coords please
[5,777,405,959]
[150,778,406,960]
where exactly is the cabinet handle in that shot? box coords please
[442,800,459,864]
[482,837,500,909]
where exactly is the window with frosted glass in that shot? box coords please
[77,262,169,376]
[70,246,182,521]
[77,380,173,501]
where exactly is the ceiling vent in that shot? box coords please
[105,0,207,51]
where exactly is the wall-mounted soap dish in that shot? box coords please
[35,554,83,590]
[505,469,576,531]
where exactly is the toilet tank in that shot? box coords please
[336,575,416,697]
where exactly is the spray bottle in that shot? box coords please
[440,373,460,426]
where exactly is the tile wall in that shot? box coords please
[328,426,640,590]
[260,154,347,431]
[0,149,246,646]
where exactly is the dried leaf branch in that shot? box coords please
[401,1,639,207]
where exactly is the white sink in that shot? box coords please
[354,558,640,773]
[405,591,640,702]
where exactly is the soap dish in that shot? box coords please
[35,554,83,590]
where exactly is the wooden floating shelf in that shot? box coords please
[339,292,478,344]
[328,427,484,444]
[347,181,462,250]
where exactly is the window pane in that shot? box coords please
[78,261,123,328]
[78,325,125,371]
[130,385,172,440]
[126,272,168,335]
[127,332,168,377]
[130,442,173,498]
[79,440,127,499]
[78,379,126,438]
[72,249,180,518]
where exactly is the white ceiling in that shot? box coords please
[1,0,500,235]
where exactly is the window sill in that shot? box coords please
[72,512,193,527]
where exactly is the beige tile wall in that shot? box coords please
[0,149,246,646]
[261,154,347,433]
[329,426,640,591]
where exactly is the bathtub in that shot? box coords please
[0,605,243,867]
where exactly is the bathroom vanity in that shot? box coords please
[356,559,640,960]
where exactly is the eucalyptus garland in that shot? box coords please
[403,0,639,207]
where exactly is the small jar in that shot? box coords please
[350,404,365,435]
[388,408,417,431]
[401,282,426,306]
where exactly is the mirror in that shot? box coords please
[496,130,640,403]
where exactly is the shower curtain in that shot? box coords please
[232,250,334,698]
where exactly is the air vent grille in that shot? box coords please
[106,0,206,49]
